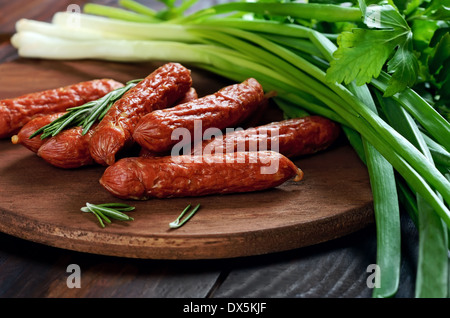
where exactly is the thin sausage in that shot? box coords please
[0,79,124,139]
[11,112,65,153]
[99,151,303,200]
[138,87,199,159]
[89,63,193,166]
[132,78,265,154]
[176,87,198,104]
[37,125,97,169]
[194,116,340,158]
[31,82,196,169]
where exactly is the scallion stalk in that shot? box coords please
[183,2,362,23]
[83,3,159,23]
[377,92,449,298]
[117,0,158,18]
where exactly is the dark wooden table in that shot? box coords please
[0,0,419,301]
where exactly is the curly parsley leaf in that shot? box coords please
[326,1,419,96]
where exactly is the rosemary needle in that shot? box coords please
[169,204,201,229]
[30,79,142,140]
[81,202,135,228]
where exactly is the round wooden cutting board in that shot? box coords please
[0,58,374,260]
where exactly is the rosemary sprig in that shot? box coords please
[81,202,135,228]
[169,204,201,229]
[30,79,142,140]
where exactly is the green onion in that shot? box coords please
[377,92,449,298]
[83,3,160,23]
[348,82,400,298]
[117,0,158,19]
[183,2,362,24]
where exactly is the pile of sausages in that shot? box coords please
[4,63,340,200]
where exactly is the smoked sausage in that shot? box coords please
[132,78,265,154]
[37,125,97,169]
[99,151,303,200]
[194,116,340,158]
[11,112,65,153]
[176,87,198,105]
[29,81,195,169]
[89,63,193,166]
[0,79,124,139]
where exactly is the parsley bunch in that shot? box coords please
[327,0,450,116]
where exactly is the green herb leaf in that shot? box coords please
[384,35,420,96]
[81,202,135,228]
[326,1,419,96]
[328,28,399,86]
[169,204,201,229]
[29,79,142,140]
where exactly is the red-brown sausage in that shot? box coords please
[194,116,340,158]
[99,151,303,200]
[138,87,199,159]
[0,79,124,139]
[37,125,97,169]
[89,63,193,166]
[33,83,196,169]
[11,112,65,153]
[132,78,265,154]
[176,87,198,105]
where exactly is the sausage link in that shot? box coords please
[33,80,195,169]
[195,116,340,158]
[176,87,198,105]
[0,79,124,139]
[138,87,199,159]
[99,151,303,200]
[89,63,193,166]
[37,125,97,169]
[132,78,265,154]
[11,112,65,153]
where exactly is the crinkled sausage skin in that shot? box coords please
[195,116,340,158]
[99,151,303,200]
[37,125,97,169]
[11,112,65,153]
[132,78,265,154]
[20,79,195,169]
[89,63,193,166]
[0,79,124,139]
[176,87,198,105]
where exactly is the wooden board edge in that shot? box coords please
[0,203,374,260]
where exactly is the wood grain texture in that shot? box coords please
[0,59,374,260]
[0,232,221,298]
[209,213,418,298]
[0,217,417,298]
